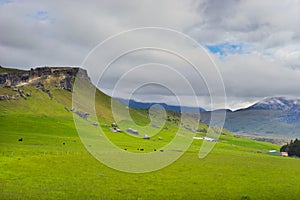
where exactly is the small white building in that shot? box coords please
[193,136,217,142]
[268,150,277,153]
[193,136,204,140]
[279,152,288,157]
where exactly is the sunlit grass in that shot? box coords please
[1,87,300,199]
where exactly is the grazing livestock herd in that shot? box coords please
[110,122,165,152]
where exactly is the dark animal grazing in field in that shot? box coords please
[140,148,144,151]
[63,142,65,145]
[18,138,23,142]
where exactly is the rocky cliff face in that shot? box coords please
[0,66,90,92]
[0,66,91,101]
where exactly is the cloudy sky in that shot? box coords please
[0,0,300,110]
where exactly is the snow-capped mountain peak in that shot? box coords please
[246,97,300,111]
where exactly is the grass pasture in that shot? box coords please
[1,87,300,199]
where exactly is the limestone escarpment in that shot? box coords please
[0,66,91,100]
[0,66,90,91]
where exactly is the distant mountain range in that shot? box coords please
[119,96,300,138]
[241,97,300,111]
[116,98,206,113]
[201,97,300,138]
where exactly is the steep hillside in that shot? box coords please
[0,66,209,152]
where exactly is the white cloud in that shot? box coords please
[0,0,300,110]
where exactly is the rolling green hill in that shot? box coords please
[1,67,300,199]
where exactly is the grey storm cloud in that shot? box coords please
[0,0,299,110]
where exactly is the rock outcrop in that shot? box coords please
[0,66,90,92]
[0,66,91,101]
[0,88,29,101]
[71,108,90,119]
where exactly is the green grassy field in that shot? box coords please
[1,86,300,199]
